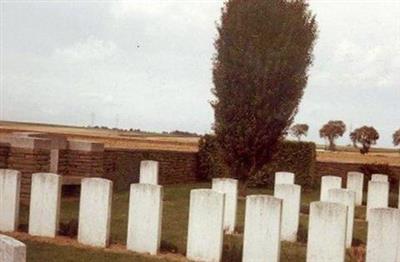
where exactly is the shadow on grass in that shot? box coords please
[222,235,242,262]
[300,204,310,215]
[297,223,308,244]
[160,240,178,253]
[351,237,365,247]
[18,223,28,233]
[59,219,78,238]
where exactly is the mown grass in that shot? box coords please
[25,239,170,262]
[16,183,392,261]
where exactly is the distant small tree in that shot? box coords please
[350,126,379,154]
[319,120,346,151]
[290,124,309,141]
[393,129,400,151]
[349,130,357,148]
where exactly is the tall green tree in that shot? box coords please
[212,0,317,193]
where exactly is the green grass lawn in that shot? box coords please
[14,183,390,261]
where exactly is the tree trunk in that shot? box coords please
[328,138,336,151]
[361,143,369,154]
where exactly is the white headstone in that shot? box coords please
[0,234,26,262]
[242,195,282,262]
[139,160,159,185]
[0,169,21,232]
[306,202,347,262]
[367,181,389,220]
[346,171,364,206]
[78,178,113,247]
[366,208,400,262]
[320,176,342,201]
[274,184,301,242]
[371,174,388,182]
[274,172,295,185]
[29,173,62,237]
[328,188,356,248]
[211,178,238,234]
[186,189,224,262]
[127,183,163,255]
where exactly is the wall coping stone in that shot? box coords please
[68,140,104,152]
[0,135,51,150]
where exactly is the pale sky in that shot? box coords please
[1,1,399,147]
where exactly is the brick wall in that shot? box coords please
[0,134,200,198]
[7,147,50,200]
[58,149,69,176]
[67,150,104,178]
[104,148,198,191]
[0,143,9,168]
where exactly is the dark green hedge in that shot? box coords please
[197,135,316,188]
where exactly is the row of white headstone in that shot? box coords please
[318,172,400,262]
[0,160,162,261]
[187,172,300,262]
[191,171,400,262]
[0,164,398,262]
[320,172,393,220]
[0,172,161,253]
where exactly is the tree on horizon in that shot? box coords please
[290,124,309,141]
[350,126,379,154]
[319,120,346,151]
[392,128,400,152]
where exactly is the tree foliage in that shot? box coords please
[350,126,379,154]
[212,0,317,188]
[319,120,346,151]
[290,124,309,141]
[393,129,400,148]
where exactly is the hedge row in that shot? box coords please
[198,135,317,188]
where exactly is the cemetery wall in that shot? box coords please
[0,143,9,168]
[68,150,104,178]
[8,147,50,201]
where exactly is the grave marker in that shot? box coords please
[29,173,61,237]
[78,178,113,247]
[0,169,21,232]
[186,189,224,262]
[212,178,238,234]
[242,195,282,262]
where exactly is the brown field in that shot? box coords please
[0,121,199,152]
[1,121,399,165]
[317,150,400,166]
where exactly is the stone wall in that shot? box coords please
[104,148,198,191]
